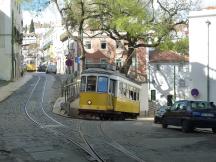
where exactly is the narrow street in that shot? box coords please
[0,73,216,162]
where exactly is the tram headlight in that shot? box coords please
[87,100,92,105]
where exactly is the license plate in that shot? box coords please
[201,113,214,117]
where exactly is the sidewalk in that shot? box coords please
[53,97,79,117]
[0,80,10,88]
[0,73,33,102]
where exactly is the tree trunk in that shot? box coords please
[120,47,135,75]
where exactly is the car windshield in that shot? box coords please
[190,101,216,109]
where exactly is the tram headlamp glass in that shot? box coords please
[87,100,92,105]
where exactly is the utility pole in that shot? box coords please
[173,65,176,102]
[206,20,211,102]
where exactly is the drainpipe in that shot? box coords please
[11,10,15,80]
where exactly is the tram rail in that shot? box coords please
[98,122,145,162]
[23,75,105,162]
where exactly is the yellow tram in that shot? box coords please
[79,68,141,120]
[26,58,37,72]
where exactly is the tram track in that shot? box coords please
[98,122,145,162]
[23,74,146,162]
[24,74,105,162]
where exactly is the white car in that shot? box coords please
[46,64,57,74]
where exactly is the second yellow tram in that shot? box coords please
[26,58,37,72]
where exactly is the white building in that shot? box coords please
[0,0,23,81]
[148,51,190,106]
[22,33,38,66]
[189,9,216,102]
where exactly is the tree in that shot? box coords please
[24,25,28,33]
[174,37,189,55]
[29,19,35,33]
[54,0,198,75]
[157,37,189,55]
[54,0,92,71]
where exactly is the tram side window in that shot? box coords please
[133,92,137,100]
[123,83,127,97]
[80,76,86,91]
[129,90,134,100]
[133,88,139,101]
[87,76,96,91]
[97,76,108,93]
[109,79,116,95]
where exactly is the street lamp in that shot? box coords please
[206,20,211,102]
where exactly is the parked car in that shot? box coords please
[162,100,216,133]
[46,64,57,74]
[154,106,170,124]
[38,64,47,72]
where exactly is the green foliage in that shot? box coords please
[57,0,193,73]
[174,37,189,55]
[158,37,189,55]
[29,19,35,33]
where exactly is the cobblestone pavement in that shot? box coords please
[1,73,216,162]
[0,73,88,162]
[100,120,216,162]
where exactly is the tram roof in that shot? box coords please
[82,68,141,85]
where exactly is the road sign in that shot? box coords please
[65,59,73,66]
[75,57,80,64]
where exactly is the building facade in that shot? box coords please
[0,0,23,81]
[148,51,190,106]
[189,9,216,102]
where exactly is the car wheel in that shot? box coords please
[212,128,216,133]
[182,120,192,133]
[154,117,157,123]
[162,118,168,128]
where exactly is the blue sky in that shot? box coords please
[21,0,50,11]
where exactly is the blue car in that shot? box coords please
[162,100,216,133]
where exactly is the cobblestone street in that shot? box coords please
[0,73,216,162]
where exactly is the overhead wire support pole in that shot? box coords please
[206,20,211,102]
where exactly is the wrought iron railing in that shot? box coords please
[62,81,80,103]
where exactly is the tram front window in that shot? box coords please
[97,76,108,93]
[87,76,96,91]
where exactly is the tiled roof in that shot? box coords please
[85,50,110,59]
[149,51,189,63]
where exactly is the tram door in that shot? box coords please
[109,79,116,110]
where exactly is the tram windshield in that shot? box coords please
[97,76,108,93]
[87,76,96,91]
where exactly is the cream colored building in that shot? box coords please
[0,0,23,81]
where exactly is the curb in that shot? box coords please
[0,74,32,102]
[52,97,80,118]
